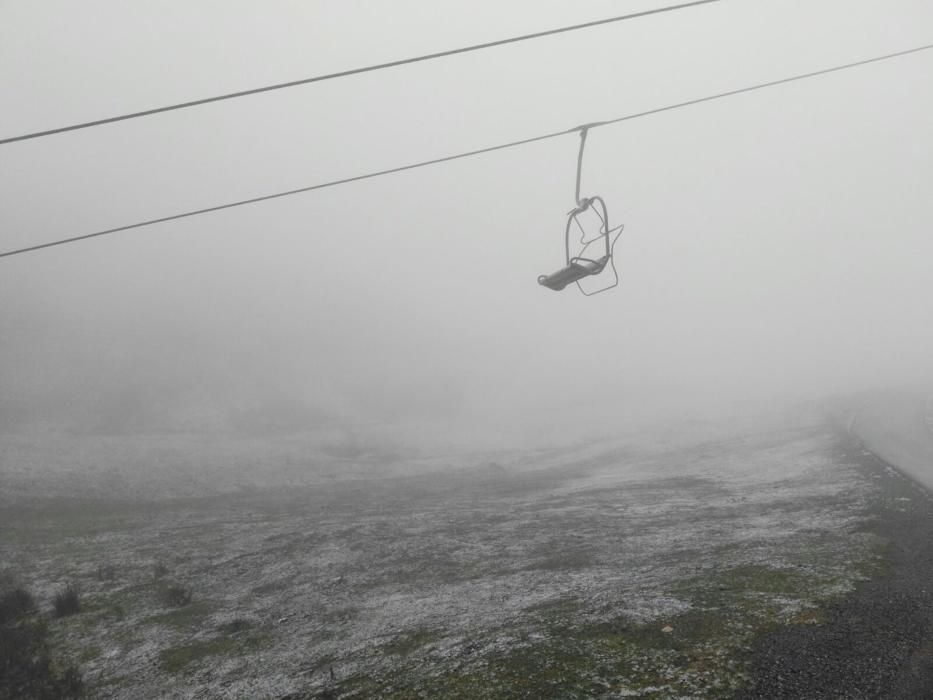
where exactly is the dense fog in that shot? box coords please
[2,0,932,444]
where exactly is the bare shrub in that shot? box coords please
[162,583,192,607]
[153,561,170,579]
[1,586,83,698]
[53,583,81,617]
[219,617,252,635]
[0,587,36,624]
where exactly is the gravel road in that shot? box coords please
[738,427,933,699]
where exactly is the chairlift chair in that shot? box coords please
[537,196,612,291]
[537,128,624,296]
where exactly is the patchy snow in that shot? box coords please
[0,413,881,698]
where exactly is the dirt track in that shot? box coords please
[739,425,933,699]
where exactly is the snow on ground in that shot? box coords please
[0,412,882,698]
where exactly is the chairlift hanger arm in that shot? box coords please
[574,127,590,208]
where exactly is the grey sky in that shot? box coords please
[2,1,932,437]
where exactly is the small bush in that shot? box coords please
[53,584,81,617]
[153,561,170,579]
[61,665,84,698]
[162,583,192,607]
[1,586,83,698]
[0,587,36,624]
[219,617,252,635]
[97,563,117,581]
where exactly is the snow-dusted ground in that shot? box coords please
[0,414,882,698]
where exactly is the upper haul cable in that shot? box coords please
[1,42,931,260]
[0,0,721,146]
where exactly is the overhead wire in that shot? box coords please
[0,0,721,146]
[2,41,932,260]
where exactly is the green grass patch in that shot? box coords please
[672,563,830,612]
[381,627,445,656]
[146,600,216,629]
[342,573,815,700]
[251,578,291,596]
[159,636,238,673]
[719,564,801,594]
[79,645,102,662]
[0,499,157,545]
[524,595,586,617]
[158,626,272,673]
[527,549,595,572]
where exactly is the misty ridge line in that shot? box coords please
[0,0,722,145]
[2,40,932,261]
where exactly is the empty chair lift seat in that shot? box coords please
[538,255,610,291]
